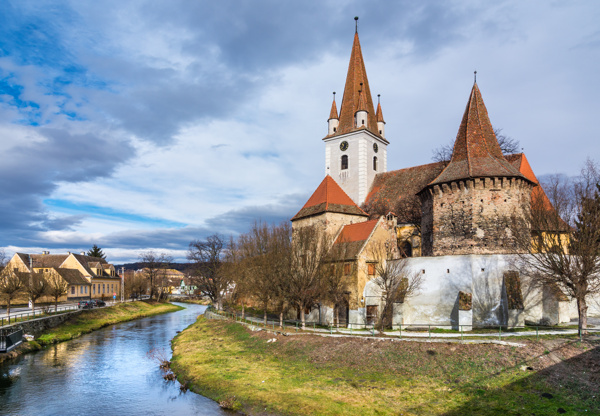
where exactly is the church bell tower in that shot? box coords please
[323,18,389,206]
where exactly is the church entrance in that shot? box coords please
[366,305,378,326]
[334,299,349,327]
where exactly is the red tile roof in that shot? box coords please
[329,96,338,120]
[332,219,380,259]
[430,83,528,186]
[364,162,446,219]
[334,219,379,244]
[505,153,552,209]
[327,32,383,140]
[292,176,368,221]
[375,102,385,123]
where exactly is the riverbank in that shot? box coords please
[1,301,183,363]
[171,316,599,416]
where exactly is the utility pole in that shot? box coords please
[121,267,125,302]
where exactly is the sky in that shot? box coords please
[1,1,599,263]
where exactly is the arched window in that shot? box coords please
[399,241,412,258]
[341,155,348,170]
[373,156,378,171]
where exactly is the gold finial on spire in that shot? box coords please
[355,16,359,33]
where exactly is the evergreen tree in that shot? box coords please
[87,244,107,260]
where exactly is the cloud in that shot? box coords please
[0,1,599,262]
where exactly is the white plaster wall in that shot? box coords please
[323,130,388,206]
[331,251,600,328]
[358,139,367,204]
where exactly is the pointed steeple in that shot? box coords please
[375,98,385,123]
[429,82,527,186]
[334,31,379,137]
[356,86,368,113]
[328,92,339,120]
[291,176,368,221]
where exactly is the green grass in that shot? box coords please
[36,301,183,345]
[171,317,599,416]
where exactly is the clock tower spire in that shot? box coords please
[322,18,388,206]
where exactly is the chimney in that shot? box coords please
[80,252,85,255]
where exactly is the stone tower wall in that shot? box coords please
[421,177,532,256]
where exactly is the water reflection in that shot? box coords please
[0,303,229,416]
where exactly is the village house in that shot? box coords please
[5,251,121,303]
[292,26,600,329]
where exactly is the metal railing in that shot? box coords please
[207,308,599,341]
[0,304,79,327]
[0,328,23,352]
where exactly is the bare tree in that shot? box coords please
[23,271,48,312]
[0,268,25,316]
[0,249,7,271]
[288,225,331,329]
[517,159,600,335]
[236,222,292,326]
[432,128,520,164]
[124,270,148,300]
[225,236,251,319]
[321,241,352,328]
[46,271,69,312]
[138,251,173,301]
[368,239,423,330]
[188,234,232,310]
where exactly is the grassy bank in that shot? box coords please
[36,301,183,345]
[171,317,599,416]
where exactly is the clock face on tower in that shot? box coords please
[340,141,349,151]
[373,143,379,153]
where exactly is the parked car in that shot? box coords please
[78,300,93,309]
[91,299,106,307]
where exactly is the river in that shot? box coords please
[0,303,230,415]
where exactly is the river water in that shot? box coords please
[0,303,230,416]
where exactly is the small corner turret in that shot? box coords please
[328,92,339,136]
[376,94,385,138]
[355,84,368,128]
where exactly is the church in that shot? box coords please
[291,24,597,329]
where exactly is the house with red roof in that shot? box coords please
[290,21,592,329]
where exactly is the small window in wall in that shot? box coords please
[361,119,365,125]
[373,156,378,171]
[333,127,336,132]
[368,263,376,276]
[71,286,75,295]
[341,155,348,170]
[344,263,352,275]
[379,130,382,134]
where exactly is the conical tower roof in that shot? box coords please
[429,83,528,186]
[331,32,380,138]
[376,101,385,123]
[328,96,339,120]
[292,176,368,221]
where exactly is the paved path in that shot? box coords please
[223,313,600,340]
